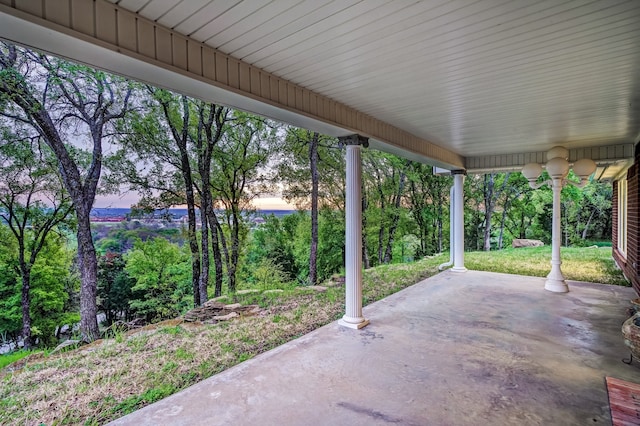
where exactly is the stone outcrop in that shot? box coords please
[183,301,260,324]
[512,239,544,248]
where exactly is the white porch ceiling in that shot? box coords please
[0,0,638,177]
[108,0,640,162]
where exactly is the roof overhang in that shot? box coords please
[0,1,464,170]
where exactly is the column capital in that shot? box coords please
[451,169,467,175]
[338,134,369,148]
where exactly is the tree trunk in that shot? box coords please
[362,185,370,269]
[208,211,224,297]
[228,208,241,292]
[186,200,201,306]
[199,210,210,303]
[483,174,495,252]
[582,209,596,240]
[498,207,507,250]
[498,196,513,250]
[435,189,444,253]
[200,104,226,299]
[309,132,319,285]
[76,209,100,342]
[215,219,231,280]
[383,170,406,263]
[20,269,32,349]
[377,225,385,265]
[163,95,201,306]
[375,172,386,265]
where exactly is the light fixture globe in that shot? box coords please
[573,158,597,179]
[547,146,569,161]
[545,157,570,178]
[522,162,543,181]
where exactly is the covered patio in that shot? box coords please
[111,270,637,425]
[1,2,640,423]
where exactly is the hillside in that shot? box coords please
[0,247,628,425]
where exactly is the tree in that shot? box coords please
[244,214,298,283]
[363,151,408,264]
[579,179,612,240]
[193,101,228,298]
[278,129,343,283]
[110,90,230,302]
[0,44,133,342]
[495,174,530,249]
[405,163,451,256]
[211,112,276,292]
[125,238,192,323]
[0,130,73,348]
[97,252,134,325]
[0,225,20,346]
[28,235,78,347]
[481,173,511,251]
[0,223,77,348]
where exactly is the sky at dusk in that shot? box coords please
[93,193,296,210]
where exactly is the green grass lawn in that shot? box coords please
[463,246,628,286]
[0,351,32,370]
[0,246,629,424]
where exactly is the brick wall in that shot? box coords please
[613,181,618,250]
[613,145,640,294]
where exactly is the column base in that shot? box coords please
[339,318,370,330]
[544,278,569,293]
[451,267,468,273]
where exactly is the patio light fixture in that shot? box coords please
[521,146,596,293]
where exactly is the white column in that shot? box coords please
[545,177,568,292]
[452,171,467,272]
[339,136,369,329]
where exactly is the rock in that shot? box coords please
[325,275,345,287]
[183,301,261,323]
[512,239,544,248]
[212,312,239,321]
[223,303,242,310]
[297,285,328,293]
[237,289,260,295]
[49,339,81,356]
[203,300,227,309]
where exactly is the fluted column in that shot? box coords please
[339,134,370,329]
[451,170,467,272]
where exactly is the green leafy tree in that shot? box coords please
[316,208,346,281]
[125,238,192,323]
[278,129,345,282]
[97,253,134,325]
[0,225,20,345]
[109,88,204,305]
[579,179,612,240]
[211,112,277,292]
[0,132,73,348]
[0,225,77,348]
[244,215,298,283]
[362,151,408,264]
[405,163,451,256]
[28,236,78,347]
[0,43,134,342]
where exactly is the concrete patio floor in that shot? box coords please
[111,270,640,425]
